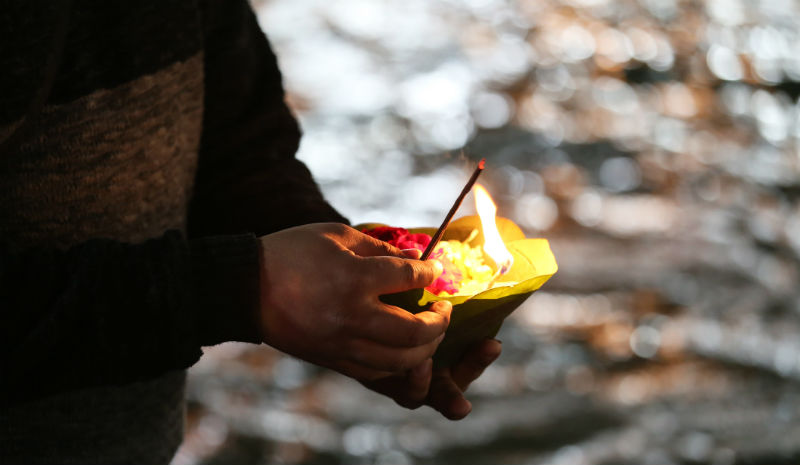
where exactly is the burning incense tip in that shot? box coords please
[420,158,486,261]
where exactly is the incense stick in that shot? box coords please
[420,158,485,261]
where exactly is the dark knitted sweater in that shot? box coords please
[0,1,346,463]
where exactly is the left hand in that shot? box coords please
[359,338,502,420]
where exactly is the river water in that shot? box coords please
[174,1,800,464]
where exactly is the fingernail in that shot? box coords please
[401,248,421,259]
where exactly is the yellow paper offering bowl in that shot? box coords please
[359,215,558,367]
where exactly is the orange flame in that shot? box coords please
[473,184,514,275]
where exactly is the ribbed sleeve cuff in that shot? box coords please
[190,234,262,346]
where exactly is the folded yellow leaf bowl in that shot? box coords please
[358,215,558,367]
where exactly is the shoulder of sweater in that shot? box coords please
[0,2,204,127]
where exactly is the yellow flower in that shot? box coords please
[359,215,557,366]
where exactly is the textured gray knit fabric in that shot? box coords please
[1,372,186,464]
[0,52,204,465]
[0,54,204,250]
[0,0,346,464]
[1,1,346,463]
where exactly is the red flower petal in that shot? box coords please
[362,226,408,242]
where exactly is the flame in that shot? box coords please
[473,184,514,275]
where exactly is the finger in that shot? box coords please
[401,248,422,259]
[336,360,396,382]
[359,256,443,294]
[346,335,443,373]
[451,339,502,391]
[347,230,407,258]
[361,358,433,409]
[406,358,434,407]
[427,372,472,420]
[358,300,451,347]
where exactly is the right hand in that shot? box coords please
[257,223,451,381]
[360,338,502,420]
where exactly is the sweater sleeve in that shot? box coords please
[0,231,262,406]
[1,0,342,406]
[188,0,348,239]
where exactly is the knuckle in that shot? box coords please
[400,261,420,285]
[325,307,350,334]
[345,339,367,364]
[388,353,410,372]
[324,222,349,235]
[369,258,391,279]
[337,310,359,334]
[403,323,425,346]
[371,238,394,253]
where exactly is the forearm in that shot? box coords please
[0,231,261,406]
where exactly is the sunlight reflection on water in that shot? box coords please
[176,1,800,464]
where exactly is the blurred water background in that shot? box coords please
[174,0,800,464]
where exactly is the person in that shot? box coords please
[0,1,501,463]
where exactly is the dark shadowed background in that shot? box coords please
[173,0,800,464]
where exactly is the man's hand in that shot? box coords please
[359,338,502,420]
[257,223,450,381]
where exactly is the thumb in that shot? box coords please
[348,229,407,258]
[341,229,406,258]
[401,248,423,259]
[361,256,444,294]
